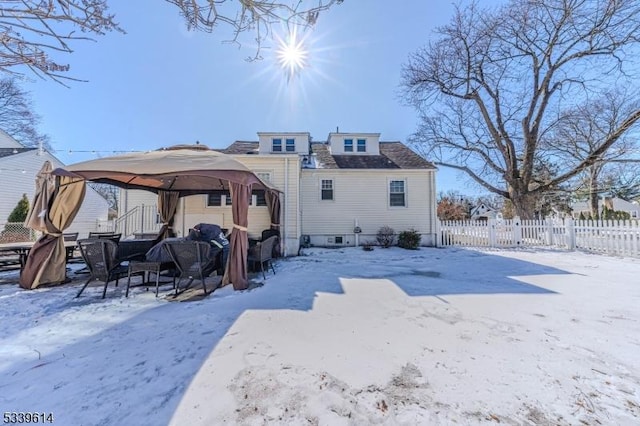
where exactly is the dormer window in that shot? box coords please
[344,139,353,152]
[328,132,380,155]
[272,138,282,152]
[285,138,295,152]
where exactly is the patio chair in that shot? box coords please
[88,232,122,243]
[75,239,133,298]
[163,240,220,296]
[261,229,280,258]
[63,232,79,262]
[247,235,278,280]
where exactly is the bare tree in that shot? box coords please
[88,182,118,211]
[544,89,640,216]
[165,0,343,59]
[401,0,640,219]
[0,77,50,148]
[0,1,123,84]
[602,163,640,201]
[0,1,342,83]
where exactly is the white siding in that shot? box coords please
[66,187,111,238]
[0,150,109,237]
[0,129,23,148]
[300,169,437,246]
[171,155,301,255]
[118,189,157,214]
[110,153,439,251]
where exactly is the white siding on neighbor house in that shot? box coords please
[66,188,111,238]
[0,150,109,237]
[300,169,437,246]
[118,189,157,215]
[0,129,23,148]
[572,198,640,219]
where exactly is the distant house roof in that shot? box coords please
[0,147,37,159]
[470,203,498,219]
[222,140,436,170]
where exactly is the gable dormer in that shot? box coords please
[327,132,380,155]
[258,132,311,155]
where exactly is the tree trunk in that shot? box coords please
[508,182,537,219]
[588,166,600,218]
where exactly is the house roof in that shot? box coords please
[470,203,497,216]
[222,140,436,170]
[313,142,436,169]
[0,147,37,158]
[219,141,259,155]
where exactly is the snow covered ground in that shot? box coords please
[0,247,639,425]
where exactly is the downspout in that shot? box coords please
[180,197,186,236]
[124,189,128,235]
[354,219,359,247]
[295,156,301,256]
[284,157,289,256]
[432,170,437,246]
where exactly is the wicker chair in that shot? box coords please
[63,232,79,262]
[75,239,132,298]
[247,235,278,280]
[163,240,220,296]
[88,232,122,244]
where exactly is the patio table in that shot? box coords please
[0,241,77,274]
[116,239,157,263]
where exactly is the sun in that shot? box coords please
[276,30,308,78]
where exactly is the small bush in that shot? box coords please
[362,241,374,251]
[376,226,395,248]
[7,194,30,223]
[398,229,421,250]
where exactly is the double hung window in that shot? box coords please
[389,180,406,207]
[321,179,334,200]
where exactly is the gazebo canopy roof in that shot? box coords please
[52,144,279,196]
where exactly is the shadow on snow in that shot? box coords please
[0,247,568,425]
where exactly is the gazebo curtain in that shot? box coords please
[24,161,55,232]
[20,176,86,289]
[157,190,180,240]
[223,182,251,290]
[265,190,281,231]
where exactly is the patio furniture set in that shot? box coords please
[73,230,279,299]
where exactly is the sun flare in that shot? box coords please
[276,31,308,78]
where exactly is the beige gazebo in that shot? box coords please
[20,144,281,291]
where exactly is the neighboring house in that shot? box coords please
[469,202,498,220]
[119,131,438,255]
[0,129,110,237]
[572,197,640,219]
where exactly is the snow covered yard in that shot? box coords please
[0,247,638,425]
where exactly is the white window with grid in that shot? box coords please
[256,172,272,183]
[389,180,406,207]
[321,179,334,201]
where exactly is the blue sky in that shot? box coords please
[27,0,464,192]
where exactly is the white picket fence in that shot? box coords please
[439,218,640,257]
